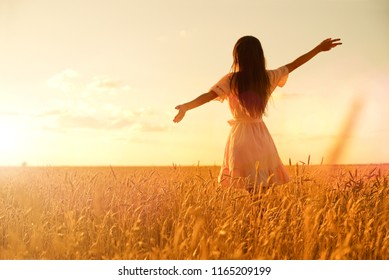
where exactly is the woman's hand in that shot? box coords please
[173,91,217,123]
[173,105,187,123]
[317,38,342,52]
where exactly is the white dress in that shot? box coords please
[210,66,290,188]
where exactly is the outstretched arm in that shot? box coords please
[173,91,218,123]
[285,38,342,73]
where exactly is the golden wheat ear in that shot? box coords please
[326,94,364,165]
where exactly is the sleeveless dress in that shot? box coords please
[210,66,290,188]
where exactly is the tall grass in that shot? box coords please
[0,163,388,259]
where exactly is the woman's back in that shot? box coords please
[210,65,290,188]
[211,66,289,120]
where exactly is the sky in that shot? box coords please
[0,0,388,166]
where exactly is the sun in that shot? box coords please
[0,121,27,165]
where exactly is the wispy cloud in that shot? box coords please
[37,103,168,134]
[36,109,65,117]
[108,118,135,130]
[179,28,198,39]
[39,107,135,131]
[0,110,26,116]
[47,70,130,97]
[43,70,169,135]
[86,76,130,94]
[156,28,198,43]
[277,92,304,100]
[134,106,159,117]
[136,123,169,132]
[47,69,80,93]
[56,114,105,130]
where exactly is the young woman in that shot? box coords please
[174,36,342,190]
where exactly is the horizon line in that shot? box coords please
[1,163,388,168]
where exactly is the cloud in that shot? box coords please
[41,110,135,131]
[56,114,105,130]
[107,118,135,130]
[136,123,169,132]
[36,109,64,117]
[178,28,198,39]
[0,110,26,116]
[51,115,167,133]
[86,76,130,94]
[156,28,197,43]
[44,70,168,134]
[134,106,159,117]
[47,70,130,97]
[34,110,103,132]
[276,92,304,100]
[47,69,80,93]
[37,104,168,133]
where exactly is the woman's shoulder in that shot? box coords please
[219,72,234,80]
[210,72,234,101]
[267,66,289,75]
[214,72,234,87]
[267,66,289,91]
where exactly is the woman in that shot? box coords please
[173,36,342,190]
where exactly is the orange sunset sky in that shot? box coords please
[0,0,388,166]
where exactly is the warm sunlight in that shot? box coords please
[0,122,25,163]
[1,2,389,274]
[0,0,387,166]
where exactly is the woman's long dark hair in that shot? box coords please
[230,36,270,118]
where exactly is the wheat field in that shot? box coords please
[0,162,388,260]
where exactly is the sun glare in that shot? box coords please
[0,122,26,165]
